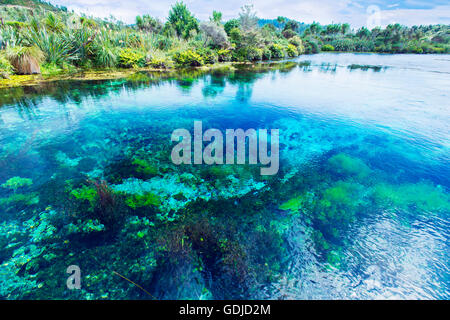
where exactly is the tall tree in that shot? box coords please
[167,1,199,39]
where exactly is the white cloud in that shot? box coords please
[49,0,450,26]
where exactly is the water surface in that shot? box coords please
[0,53,449,299]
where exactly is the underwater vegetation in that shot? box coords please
[0,54,449,299]
[0,176,39,208]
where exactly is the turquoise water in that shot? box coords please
[0,53,449,299]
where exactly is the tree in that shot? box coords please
[284,20,299,33]
[211,11,222,24]
[239,5,258,32]
[136,15,163,33]
[167,1,199,39]
[200,22,229,48]
[224,19,240,35]
[341,23,350,34]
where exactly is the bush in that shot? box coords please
[6,46,44,74]
[0,54,14,77]
[200,22,229,49]
[217,49,232,62]
[282,29,297,39]
[269,43,285,59]
[172,49,204,67]
[29,29,73,66]
[288,36,302,48]
[146,51,174,69]
[246,47,263,61]
[197,48,218,64]
[303,37,319,54]
[330,38,355,51]
[321,44,335,51]
[262,47,272,60]
[286,44,299,57]
[92,44,118,68]
[118,48,145,68]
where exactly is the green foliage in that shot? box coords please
[29,29,73,65]
[327,153,371,179]
[118,48,145,68]
[136,15,163,33]
[172,49,204,67]
[372,182,450,213]
[321,44,335,51]
[286,44,299,57]
[217,49,231,62]
[269,43,285,59]
[125,192,161,209]
[224,19,240,36]
[196,48,218,64]
[70,185,97,209]
[167,1,199,39]
[0,53,14,75]
[132,158,159,177]
[302,37,319,54]
[1,176,33,192]
[262,47,272,60]
[238,46,263,61]
[6,45,44,73]
[146,50,174,69]
[210,11,222,24]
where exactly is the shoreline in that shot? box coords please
[0,62,246,89]
[1,52,448,90]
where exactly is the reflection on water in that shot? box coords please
[0,54,449,299]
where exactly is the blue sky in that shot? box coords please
[49,0,450,27]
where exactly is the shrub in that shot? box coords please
[330,38,355,51]
[118,48,145,68]
[92,44,118,68]
[269,43,285,59]
[262,47,272,60]
[286,44,299,57]
[29,29,73,66]
[217,49,232,62]
[197,48,218,64]
[200,22,229,49]
[172,49,204,67]
[303,37,320,54]
[321,44,335,51]
[224,19,240,36]
[0,54,14,77]
[6,46,44,74]
[146,50,174,69]
[288,36,302,48]
[246,47,263,61]
[282,29,297,39]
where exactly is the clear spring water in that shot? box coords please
[0,53,448,299]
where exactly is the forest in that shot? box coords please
[0,0,449,78]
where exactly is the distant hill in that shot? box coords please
[0,0,65,12]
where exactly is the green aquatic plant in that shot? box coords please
[70,185,97,209]
[372,181,450,213]
[327,153,371,179]
[0,192,39,206]
[132,158,158,178]
[125,192,161,209]
[1,177,33,192]
[279,194,308,214]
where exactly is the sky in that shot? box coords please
[48,0,450,27]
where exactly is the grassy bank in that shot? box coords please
[0,0,448,83]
